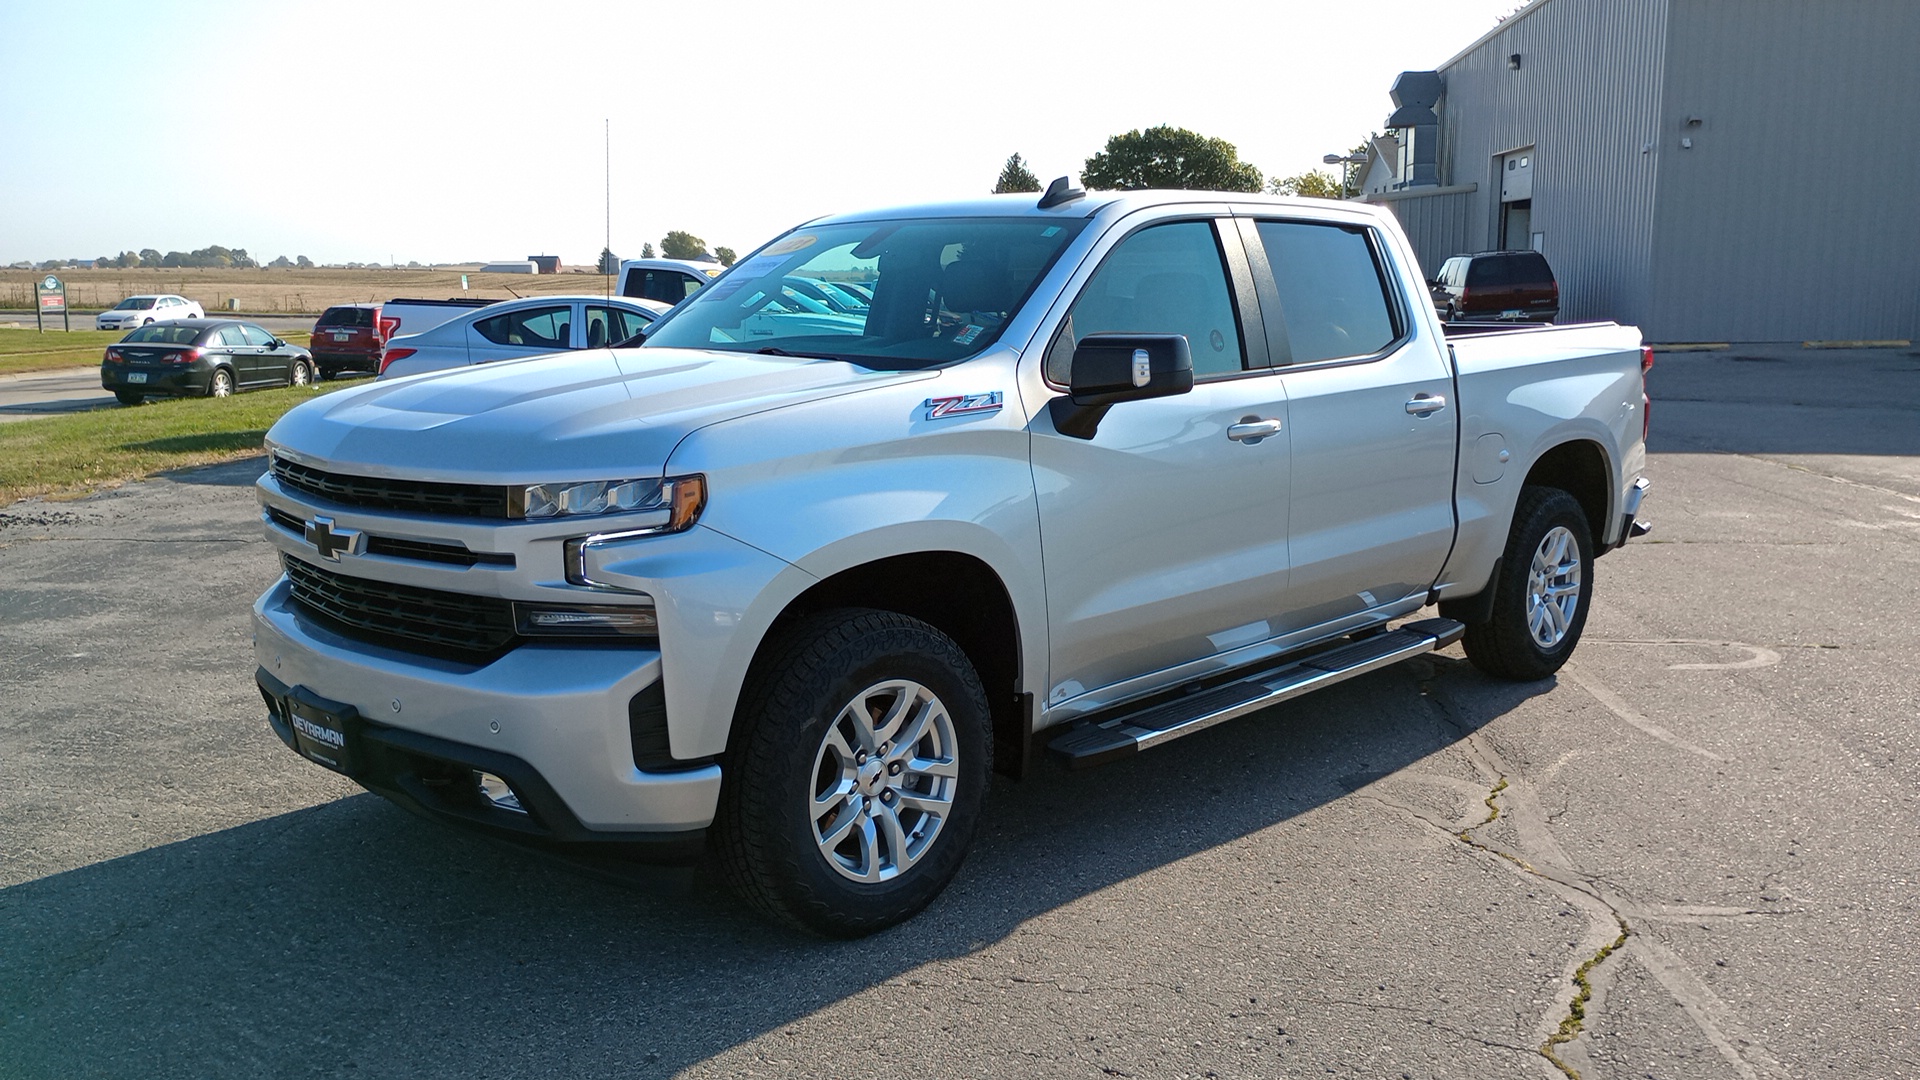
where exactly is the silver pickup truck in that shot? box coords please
[252,185,1650,936]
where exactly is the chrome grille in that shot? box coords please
[265,507,512,568]
[272,456,511,519]
[283,555,517,661]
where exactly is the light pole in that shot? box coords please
[1322,151,1369,198]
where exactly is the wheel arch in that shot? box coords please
[1520,437,1614,552]
[749,550,1029,777]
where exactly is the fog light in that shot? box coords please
[474,771,526,813]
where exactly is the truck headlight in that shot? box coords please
[513,474,706,525]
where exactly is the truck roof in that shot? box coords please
[802,189,1388,227]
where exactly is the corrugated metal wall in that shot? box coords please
[1650,0,1920,341]
[1427,0,1672,331]
[1369,186,1478,279]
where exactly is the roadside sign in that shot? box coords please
[35,276,69,332]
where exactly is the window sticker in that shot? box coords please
[729,256,782,280]
[1041,226,1062,237]
[952,324,984,345]
[761,234,819,257]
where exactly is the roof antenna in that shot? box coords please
[1037,176,1085,209]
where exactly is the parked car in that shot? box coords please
[617,258,726,306]
[309,303,394,380]
[1429,250,1559,323]
[377,295,667,379]
[102,319,314,405]
[96,294,205,331]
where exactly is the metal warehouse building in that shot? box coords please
[1360,0,1920,343]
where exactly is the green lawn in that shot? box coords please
[0,379,353,506]
[0,327,312,377]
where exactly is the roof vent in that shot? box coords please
[1038,176,1085,209]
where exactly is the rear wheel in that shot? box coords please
[716,608,990,937]
[115,391,144,406]
[1461,485,1594,681]
[289,360,312,387]
[207,368,234,398]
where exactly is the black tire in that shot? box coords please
[207,368,234,398]
[1461,485,1595,681]
[289,360,312,387]
[115,391,144,406]
[716,608,990,937]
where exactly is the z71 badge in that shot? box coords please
[923,392,1004,420]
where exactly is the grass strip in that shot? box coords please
[0,380,349,507]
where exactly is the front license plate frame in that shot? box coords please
[286,692,356,775]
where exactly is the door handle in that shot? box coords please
[1227,418,1283,443]
[1405,394,1447,416]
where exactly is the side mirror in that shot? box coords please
[1049,333,1194,440]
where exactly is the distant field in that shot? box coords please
[0,327,311,376]
[0,266,627,316]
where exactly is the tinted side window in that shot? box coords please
[1255,221,1398,364]
[240,325,275,347]
[1467,257,1508,287]
[1050,220,1246,383]
[217,326,251,348]
[473,305,571,348]
[585,305,650,347]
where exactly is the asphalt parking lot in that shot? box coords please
[1,343,1916,1079]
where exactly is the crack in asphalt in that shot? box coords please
[1401,670,1799,1079]
[1304,998,1539,1057]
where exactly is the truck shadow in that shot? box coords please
[0,656,1547,1080]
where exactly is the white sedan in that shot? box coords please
[377,295,669,379]
[97,294,205,331]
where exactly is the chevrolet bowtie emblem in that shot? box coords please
[304,515,364,561]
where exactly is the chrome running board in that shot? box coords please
[1046,618,1465,769]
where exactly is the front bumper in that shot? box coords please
[252,576,721,853]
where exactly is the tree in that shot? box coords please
[115,251,140,268]
[139,248,162,268]
[714,246,737,267]
[1081,125,1263,193]
[269,255,294,269]
[992,152,1041,194]
[1268,170,1345,198]
[660,231,706,260]
[640,242,655,259]
[597,247,619,274]
[295,255,313,269]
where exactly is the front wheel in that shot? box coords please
[716,609,990,937]
[1461,486,1595,681]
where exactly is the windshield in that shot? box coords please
[115,297,157,310]
[642,216,1088,369]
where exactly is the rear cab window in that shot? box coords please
[1252,220,1400,365]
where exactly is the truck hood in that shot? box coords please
[265,347,935,483]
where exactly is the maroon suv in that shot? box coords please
[1429,251,1559,323]
[310,304,395,379]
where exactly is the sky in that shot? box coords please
[0,0,1522,266]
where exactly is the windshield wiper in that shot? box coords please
[754,346,846,362]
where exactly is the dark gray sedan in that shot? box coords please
[102,319,315,405]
